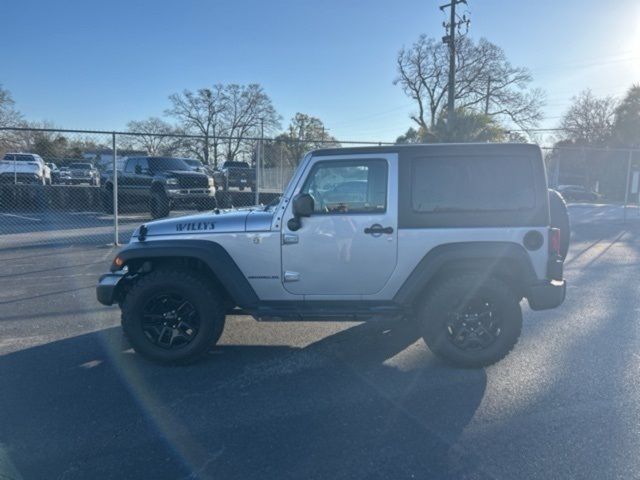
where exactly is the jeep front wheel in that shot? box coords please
[420,275,522,368]
[121,269,226,364]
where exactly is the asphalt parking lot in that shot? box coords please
[1,204,640,479]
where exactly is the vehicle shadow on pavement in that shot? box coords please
[0,319,488,480]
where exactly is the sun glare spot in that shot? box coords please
[79,360,103,369]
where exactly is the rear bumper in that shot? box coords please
[527,279,566,311]
[0,173,41,184]
[96,271,126,306]
[227,179,254,188]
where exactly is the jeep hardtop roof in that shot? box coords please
[310,142,541,158]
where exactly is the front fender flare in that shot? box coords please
[112,240,259,308]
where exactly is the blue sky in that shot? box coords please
[1,0,639,143]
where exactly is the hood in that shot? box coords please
[131,208,274,240]
[162,170,208,178]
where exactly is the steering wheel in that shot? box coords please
[309,189,328,213]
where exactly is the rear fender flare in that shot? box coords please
[393,242,538,306]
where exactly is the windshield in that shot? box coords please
[149,157,190,171]
[223,161,250,169]
[183,159,201,167]
[69,163,92,169]
[2,154,38,162]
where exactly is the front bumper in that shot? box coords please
[96,271,126,306]
[527,279,566,311]
[61,177,92,184]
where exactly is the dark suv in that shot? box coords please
[102,157,216,218]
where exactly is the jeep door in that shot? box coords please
[281,153,398,296]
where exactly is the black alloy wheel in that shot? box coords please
[141,293,200,349]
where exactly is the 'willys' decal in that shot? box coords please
[176,221,216,232]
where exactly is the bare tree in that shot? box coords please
[0,85,25,154]
[395,35,544,131]
[613,84,640,147]
[126,117,180,156]
[0,85,22,128]
[559,89,617,145]
[266,113,339,167]
[221,84,281,161]
[165,86,226,166]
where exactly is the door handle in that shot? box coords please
[282,233,299,245]
[364,224,394,235]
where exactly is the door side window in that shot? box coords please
[301,159,387,214]
[124,158,138,173]
[137,158,149,175]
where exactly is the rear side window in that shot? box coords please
[411,155,535,213]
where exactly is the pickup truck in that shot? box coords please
[59,162,100,186]
[214,161,256,191]
[0,153,51,185]
[101,156,216,218]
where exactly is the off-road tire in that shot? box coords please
[197,198,217,211]
[150,190,170,219]
[121,269,226,364]
[420,274,522,368]
[548,188,570,260]
[102,185,114,214]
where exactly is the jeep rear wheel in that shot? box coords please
[150,190,170,219]
[420,275,522,368]
[121,269,226,364]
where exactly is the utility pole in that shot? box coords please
[255,118,264,205]
[440,0,470,132]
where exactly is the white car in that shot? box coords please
[0,153,51,185]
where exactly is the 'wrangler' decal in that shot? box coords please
[176,221,216,232]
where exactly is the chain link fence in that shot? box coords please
[543,145,640,223]
[2,127,639,252]
[0,127,388,249]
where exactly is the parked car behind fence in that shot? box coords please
[0,153,51,185]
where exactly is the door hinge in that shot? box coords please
[283,271,300,282]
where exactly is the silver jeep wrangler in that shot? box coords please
[97,143,566,368]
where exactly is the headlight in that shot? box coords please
[166,178,179,185]
[208,177,215,187]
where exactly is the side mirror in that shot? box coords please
[292,193,314,217]
[288,193,314,231]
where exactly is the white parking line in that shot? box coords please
[0,213,41,222]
